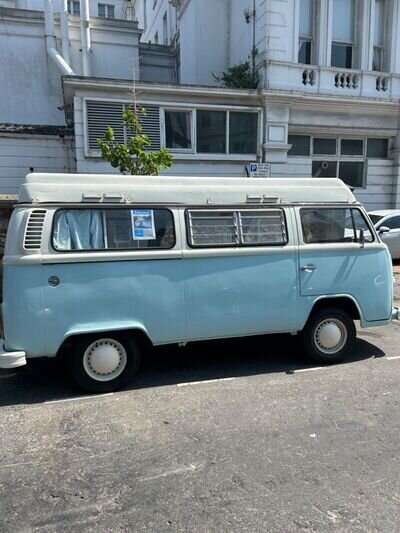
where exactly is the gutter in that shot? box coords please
[44,0,75,76]
[80,0,91,76]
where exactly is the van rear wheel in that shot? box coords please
[68,333,141,393]
[301,307,356,364]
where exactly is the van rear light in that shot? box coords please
[23,210,47,250]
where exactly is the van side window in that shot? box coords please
[187,209,287,247]
[53,208,175,251]
[300,208,374,244]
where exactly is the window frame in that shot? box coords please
[299,206,376,245]
[288,134,373,188]
[330,0,356,69]
[98,3,115,18]
[68,0,80,15]
[162,108,195,153]
[298,0,315,65]
[84,98,261,160]
[51,207,177,253]
[185,207,289,249]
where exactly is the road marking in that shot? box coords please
[138,463,199,482]
[386,355,400,360]
[44,392,114,404]
[293,366,325,373]
[177,377,236,388]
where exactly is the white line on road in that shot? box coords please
[386,355,400,360]
[44,392,115,404]
[293,367,325,373]
[177,377,236,388]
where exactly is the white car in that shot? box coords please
[369,210,400,259]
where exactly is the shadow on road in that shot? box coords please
[0,332,385,407]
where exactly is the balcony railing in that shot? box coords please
[265,61,399,100]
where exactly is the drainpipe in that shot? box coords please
[80,0,91,76]
[44,0,75,75]
[60,0,71,66]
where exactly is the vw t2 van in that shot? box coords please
[0,174,397,392]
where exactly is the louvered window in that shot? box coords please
[24,210,47,250]
[85,100,161,153]
[135,105,161,150]
[187,209,287,248]
[86,101,124,150]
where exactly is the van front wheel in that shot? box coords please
[301,308,356,364]
[68,334,141,393]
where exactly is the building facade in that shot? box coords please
[0,0,400,211]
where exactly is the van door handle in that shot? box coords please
[301,264,317,272]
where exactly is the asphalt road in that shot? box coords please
[0,323,399,532]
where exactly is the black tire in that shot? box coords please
[301,307,356,364]
[68,333,141,393]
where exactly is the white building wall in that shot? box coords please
[0,135,75,193]
[0,1,127,20]
[179,0,230,86]
[0,10,65,125]
[0,8,141,125]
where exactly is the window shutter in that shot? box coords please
[131,105,161,150]
[86,101,125,151]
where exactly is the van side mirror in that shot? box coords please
[378,226,390,234]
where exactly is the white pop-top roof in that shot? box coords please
[18,174,357,206]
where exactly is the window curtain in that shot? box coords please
[54,210,104,250]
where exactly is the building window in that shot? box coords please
[298,0,314,65]
[98,3,115,18]
[367,138,388,158]
[313,138,337,155]
[288,135,311,156]
[331,0,355,69]
[67,0,80,15]
[289,135,390,187]
[229,112,258,154]
[165,110,192,150]
[154,31,159,44]
[195,110,258,155]
[86,101,259,158]
[197,111,227,154]
[313,137,364,187]
[373,0,385,71]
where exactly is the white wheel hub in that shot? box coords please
[83,338,127,382]
[314,319,347,354]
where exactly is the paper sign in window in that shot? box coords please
[131,209,156,240]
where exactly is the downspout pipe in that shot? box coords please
[80,0,91,76]
[44,0,75,76]
[60,0,71,66]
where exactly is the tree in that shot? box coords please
[215,48,259,89]
[97,106,173,175]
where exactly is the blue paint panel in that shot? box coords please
[184,252,298,339]
[3,265,45,355]
[42,260,185,356]
[299,248,392,322]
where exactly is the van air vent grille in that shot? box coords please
[24,210,47,250]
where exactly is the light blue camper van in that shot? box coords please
[0,174,397,392]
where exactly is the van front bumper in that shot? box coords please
[0,340,26,369]
[392,306,399,320]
